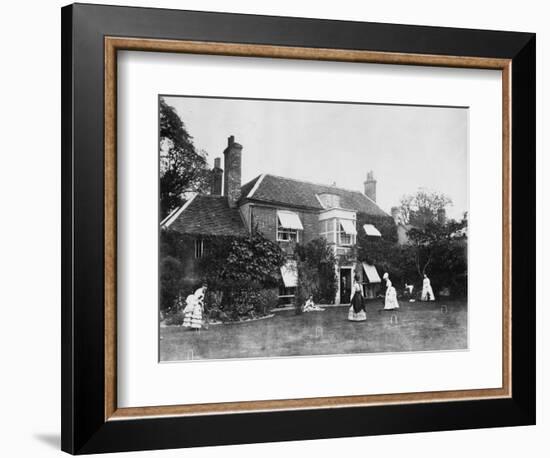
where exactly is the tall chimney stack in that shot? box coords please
[210,157,223,196]
[223,136,242,208]
[364,171,377,202]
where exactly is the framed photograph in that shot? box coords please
[61,3,536,454]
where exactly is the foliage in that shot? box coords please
[200,231,285,321]
[159,255,184,313]
[294,260,317,314]
[407,216,467,275]
[295,237,338,305]
[356,213,412,288]
[357,213,398,243]
[163,308,184,326]
[159,229,285,320]
[398,188,452,227]
[159,97,212,219]
[355,207,467,296]
[199,231,286,289]
[356,213,398,272]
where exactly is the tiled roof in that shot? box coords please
[240,174,389,216]
[164,195,248,237]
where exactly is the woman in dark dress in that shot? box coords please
[348,275,367,321]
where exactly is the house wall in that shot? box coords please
[178,237,202,290]
[239,202,252,232]
[249,203,320,245]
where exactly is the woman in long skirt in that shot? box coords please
[421,274,435,301]
[348,276,367,321]
[382,273,399,310]
[182,284,207,329]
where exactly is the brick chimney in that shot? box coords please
[210,157,223,196]
[364,171,377,202]
[223,136,242,207]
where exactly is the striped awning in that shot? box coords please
[277,210,304,230]
[340,219,357,235]
[362,263,382,283]
[363,224,382,237]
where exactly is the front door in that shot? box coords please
[340,268,352,304]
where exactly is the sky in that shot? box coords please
[162,96,468,220]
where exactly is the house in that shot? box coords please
[161,136,393,305]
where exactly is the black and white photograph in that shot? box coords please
[158,95,469,362]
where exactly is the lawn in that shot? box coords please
[160,298,467,361]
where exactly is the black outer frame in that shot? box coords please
[61,3,536,455]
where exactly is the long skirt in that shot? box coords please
[384,287,400,310]
[183,305,203,329]
[421,285,435,301]
[348,306,367,321]
[348,294,366,321]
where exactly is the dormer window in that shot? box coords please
[317,193,341,209]
[277,210,303,242]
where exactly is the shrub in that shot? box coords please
[205,285,278,322]
[295,260,319,314]
[163,309,184,326]
[255,288,279,315]
[159,255,184,312]
[295,238,338,304]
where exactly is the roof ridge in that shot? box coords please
[262,173,390,217]
[263,173,364,195]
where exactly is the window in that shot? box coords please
[338,226,352,245]
[194,239,204,258]
[276,210,303,242]
[338,220,356,246]
[319,218,335,243]
[277,225,299,242]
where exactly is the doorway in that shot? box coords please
[340,267,352,304]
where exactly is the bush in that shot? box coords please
[163,309,184,326]
[205,285,278,322]
[295,261,319,314]
[295,238,338,304]
[159,255,184,312]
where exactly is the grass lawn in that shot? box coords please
[160,298,467,362]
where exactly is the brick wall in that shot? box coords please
[250,204,320,250]
[250,205,278,241]
[301,211,320,244]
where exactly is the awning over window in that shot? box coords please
[340,219,357,235]
[363,224,382,237]
[277,210,304,230]
[362,263,382,283]
[281,260,298,287]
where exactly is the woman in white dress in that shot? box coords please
[303,295,324,312]
[421,274,435,301]
[382,272,399,310]
[348,276,367,321]
[182,284,207,329]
